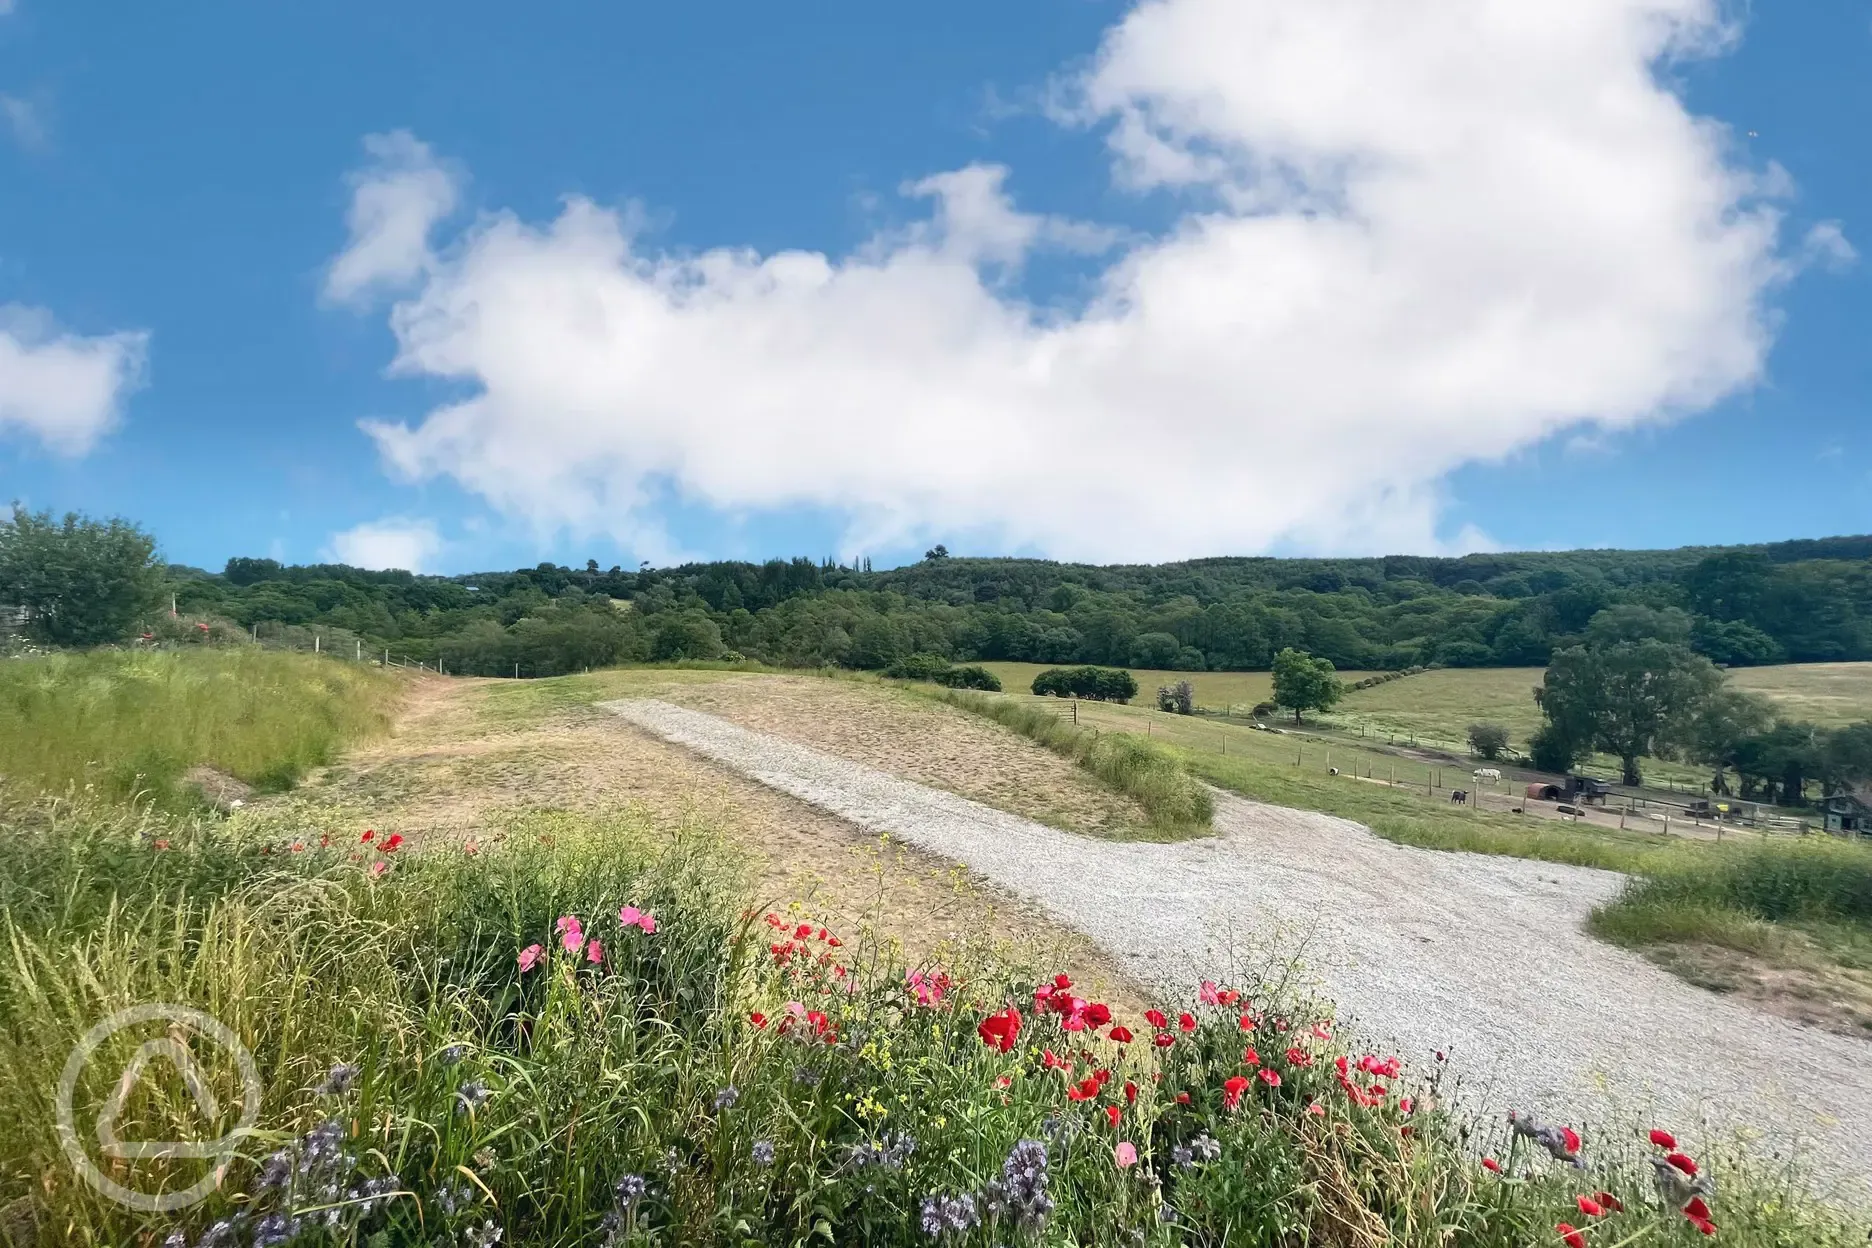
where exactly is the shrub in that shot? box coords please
[1528,723,1584,775]
[0,506,164,646]
[937,664,1002,692]
[1031,666,1138,703]
[1251,701,1279,719]
[883,652,954,682]
[1157,680,1196,715]
[1467,722,1511,761]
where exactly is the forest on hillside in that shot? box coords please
[141,536,1872,679]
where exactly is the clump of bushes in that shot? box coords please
[1156,680,1196,715]
[1032,666,1138,703]
[883,653,1002,691]
[1467,722,1511,761]
[1346,666,1427,692]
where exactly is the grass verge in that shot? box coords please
[0,648,400,807]
[928,689,1213,837]
[1,795,1861,1245]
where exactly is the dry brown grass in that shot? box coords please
[305,671,1143,1004]
[645,672,1160,837]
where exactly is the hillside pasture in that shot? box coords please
[969,661,1379,711]
[1730,661,1872,727]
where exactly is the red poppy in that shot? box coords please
[1216,989,1240,1005]
[1593,1192,1623,1214]
[1648,1128,1677,1149]
[977,1007,1021,1053]
[1664,1152,1698,1177]
[1576,1196,1604,1218]
[1284,1046,1312,1067]
[749,1011,768,1028]
[1053,973,1073,989]
[1104,1105,1121,1129]
[1688,1217,1717,1237]
[1682,1197,1711,1222]
[794,923,812,939]
[1555,1222,1586,1248]
[1243,1046,1261,1067]
[1175,1091,1191,1105]
[1152,1032,1176,1049]
[1238,1013,1259,1031]
[1258,1068,1281,1087]
[382,833,404,852]
[1560,1127,1582,1155]
[1043,1048,1069,1069]
[1481,1158,1501,1174]
[1222,1075,1249,1109]
[360,829,375,842]
[1178,1012,1197,1032]
[1108,1025,1133,1043]
[1145,1009,1168,1029]
[1069,1077,1101,1102]
[1084,1003,1112,1027]
[1092,1067,1112,1086]
[1123,1080,1138,1105]
[995,1075,1011,1089]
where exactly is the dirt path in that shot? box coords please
[606,697,1872,1202]
[311,676,1136,999]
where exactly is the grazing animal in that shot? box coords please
[1472,767,1501,782]
[1450,790,1467,804]
[1328,767,1339,776]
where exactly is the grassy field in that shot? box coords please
[0,648,400,807]
[969,662,1379,712]
[1333,662,1872,750]
[1731,661,1872,726]
[925,687,1213,838]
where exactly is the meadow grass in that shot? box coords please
[1333,662,1872,749]
[968,663,1381,713]
[0,649,400,807]
[2,795,1862,1246]
[926,688,1214,837]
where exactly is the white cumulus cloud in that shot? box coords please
[325,517,444,572]
[339,0,1793,562]
[324,131,460,305]
[0,306,147,455]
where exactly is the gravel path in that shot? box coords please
[604,698,1871,1199]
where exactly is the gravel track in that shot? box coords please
[604,698,1870,1198]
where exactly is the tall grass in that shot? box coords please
[0,649,400,806]
[2,799,1861,1246]
[929,689,1213,836]
[1589,836,1872,961]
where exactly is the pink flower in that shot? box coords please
[369,860,388,877]
[619,905,658,934]
[585,939,604,965]
[1198,980,1221,1006]
[1114,1141,1137,1168]
[518,944,545,972]
[1258,1067,1282,1087]
[557,916,585,954]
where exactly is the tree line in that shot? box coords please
[5,505,1871,686]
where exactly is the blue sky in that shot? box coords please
[0,0,1866,575]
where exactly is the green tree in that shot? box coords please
[1271,648,1341,725]
[1130,631,1181,669]
[1466,722,1510,761]
[0,506,162,645]
[1527,723,1585,774]
[1685,688,1776,795]
[651,610,724,662]
[1540,640,1721,786]
[1819,722,1872,796]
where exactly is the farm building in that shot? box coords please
[1816,792,1872,836]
